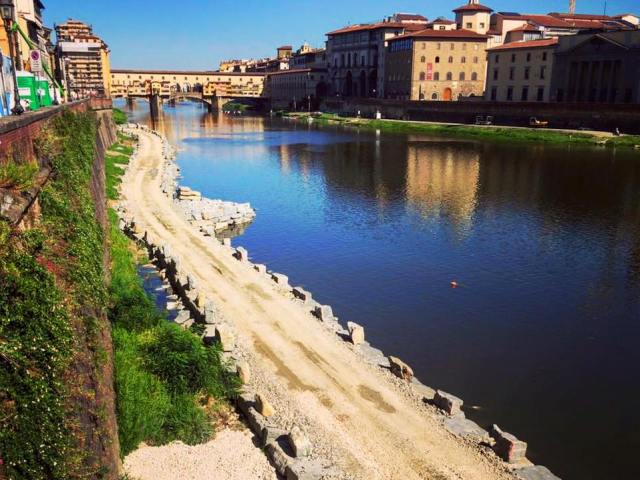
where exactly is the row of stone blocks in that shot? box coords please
[230,242,559,479]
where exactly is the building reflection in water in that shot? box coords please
[404,138,480,237]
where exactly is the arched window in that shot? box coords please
[434,72,440,81]
[461,56,466,63]
[459,72,465,80]
[473,56,478,63]
[420,56,426,63]
[435,56,440,63]
[419,72,426,80]
[446,72,452,80]
[448,56,453,63]
[432,92,438,100]
[471,72,478,81]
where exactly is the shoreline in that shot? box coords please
[115,122,560,480]
[285,112,640,149]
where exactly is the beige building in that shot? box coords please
[111,70,265,98]
[385,29,488,101]
[55,19,111,98]
[264,68,328,109]
[485,37,557,102]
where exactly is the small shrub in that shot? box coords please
[112,327,171,456]
[112,108,127,125]
[154,393,213,446]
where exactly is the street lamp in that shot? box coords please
[0,0,24,115]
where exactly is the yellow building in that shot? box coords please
[264,68,329,109]
[485,37,557,102]
[55,19,111,98]
[385,29,488,101]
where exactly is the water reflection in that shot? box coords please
[118,99,640,480]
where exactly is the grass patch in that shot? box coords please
[0,161,39,190]
[222,101,249,112]
[105,136,240,457]
[289,112,640,148]
[113,108,127,125]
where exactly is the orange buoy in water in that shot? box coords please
[450,281,458,288]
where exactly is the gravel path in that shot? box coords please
[124,429,277,480]
[120,128,518,480]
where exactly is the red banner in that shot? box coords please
[426,63,433,81]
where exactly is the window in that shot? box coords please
[435,56,440,63]
[362,55,366,66]
[493,68,498,80]
[462,43,467,50]
[490,87,497,100]
[422,42,426,50]
[466,22,472,28]
[507,86,513,101]
[511,53,516,62]
[521,86,528,101]
[446,72,452,80]
[526,53,531,62]
[471,72,478,81]
[459,72,465,80]
[537,87,544,101]
[450,43,455,50]
[432,92,438,99]
[436,42,441,50]
[509,67,515,80]
[473,56,478,63]
[448,56,453,63]
[524,67,530,80]
[434,72,440,80]
[419,72,426,81]
[439,25,446,30]
[480,22,485,28]
[542,52,548,61]
[461,56,466,63]
[495,54,500,63]
[420,56,426,63]
[540,66,546,79]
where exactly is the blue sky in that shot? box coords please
[45,0,637,70]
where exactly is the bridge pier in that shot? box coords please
[126,96,134,108]
[150,94,162,118]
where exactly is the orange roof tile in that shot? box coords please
[487,37,558,51]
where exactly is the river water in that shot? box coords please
[119,99,640,480]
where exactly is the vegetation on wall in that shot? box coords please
[0,111,106,480]
[112,108,128,126]
[105,136,239,458]
[0,162,39,190]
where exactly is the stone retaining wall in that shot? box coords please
[115,125,561,480]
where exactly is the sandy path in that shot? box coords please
[121,129,516,480]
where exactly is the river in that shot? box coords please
[118,99,640,480]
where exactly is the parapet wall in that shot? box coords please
[323,98,640,134]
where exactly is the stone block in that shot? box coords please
[491,424,528,464]
[388,356,413,382]
[187,274,198,290]
[222,237,231,247]
[254,264,267,274]
[265,441,292,476]
[434,390,464,416]
[287,426,312,458]
[261,425,287,448]
[271,273,290,288]
[515,465,561,480]
[237,361,251,384]
[215,325,235,352]
[412,379,436,402]
[203,324,217,345]
[285,459,328,480]
[196,291,206,309]
[174,310,191,326]
[255,393,275,417]
[246,406,269,435]
[293,287,312,303]
[235,247,249,262]
[347,321,365,345]
[236,392,254,416]
[314,305,334,322]
[444,416,489,443]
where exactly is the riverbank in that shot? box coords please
[286,112,640,148]
[113,122,564,479]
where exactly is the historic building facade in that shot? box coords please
[385,29,488,101]
[550,30,640,103]
[264,67,328,110]
[484,37,557,102]
[326,13,428,98]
